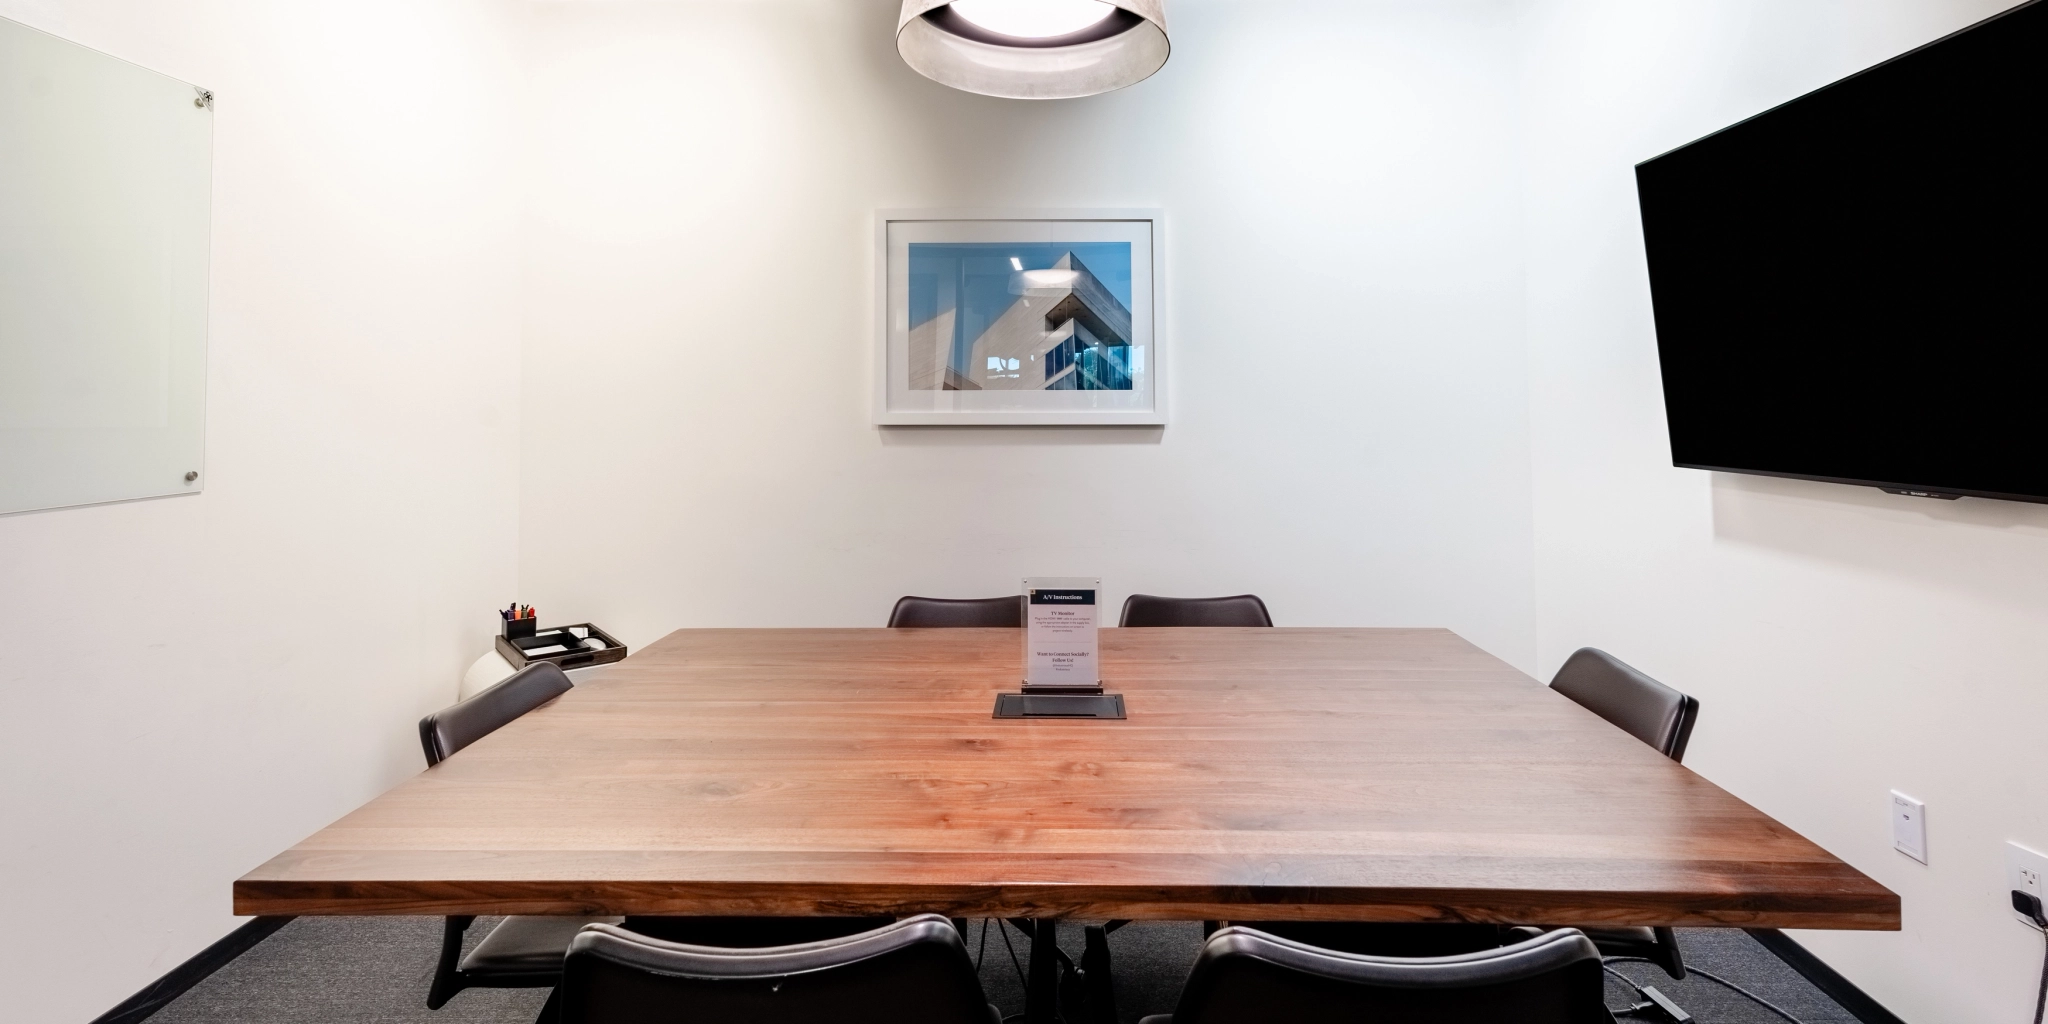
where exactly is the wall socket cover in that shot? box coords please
[2008,842,2048,930]
[1891,790,1927,863]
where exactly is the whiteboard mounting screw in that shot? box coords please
[184,471,198,482]
[193,89,213,109]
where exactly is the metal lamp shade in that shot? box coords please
[896,1,1169,100]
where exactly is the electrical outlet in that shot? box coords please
[1891,791,1927,863]
[2008,842,2048,930]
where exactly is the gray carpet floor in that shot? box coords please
[150,917,1865,1023]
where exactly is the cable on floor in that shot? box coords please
[2033,924,2047,1024]
[1606,957,1810,1024]
[1603,963,1687,1022]
[974,917,990,972]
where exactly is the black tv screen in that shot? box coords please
[1636,0,2047,503]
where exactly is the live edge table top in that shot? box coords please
[235,627,1898,929]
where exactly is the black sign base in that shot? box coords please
[993,692,1126,719]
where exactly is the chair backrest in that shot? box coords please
[618,916,897,948]
[559,914,993,1024]
[1224,921,1515,958]
[418,662,573,767]
[1549,647,1699,762]
[1119,594,1273,628]
[1165,926,1609,1024]
[887,595,1022,628]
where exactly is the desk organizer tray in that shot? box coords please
[496,622,627,672]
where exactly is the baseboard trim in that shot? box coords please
[91,916,295,1024]
[1746,928,1907,1024]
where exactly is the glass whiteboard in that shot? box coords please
[0,16,211,515]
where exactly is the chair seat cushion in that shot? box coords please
[460,915,623,973]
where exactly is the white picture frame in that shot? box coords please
[874,208,1165,425]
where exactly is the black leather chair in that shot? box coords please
[1550,647,1698,760]
[418,664,619,1015]
[558,915,1000,1024]
[1548,647,1701,980]
[419,662,573,767]
[1215,922,1525,958]
[1119,594,1273,627]
[888,595,1022,628]
[1139,926,1611,1024]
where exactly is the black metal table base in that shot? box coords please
[1010,918,1126,1024]
[1026,919,1059,1024]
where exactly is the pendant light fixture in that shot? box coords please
[896,1,1169,100]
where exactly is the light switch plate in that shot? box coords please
[2008,842,2048,930]
[1891,790,1927,863]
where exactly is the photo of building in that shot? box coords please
[906,243,1137,391]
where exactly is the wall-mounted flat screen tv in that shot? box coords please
[1636,0,2046,503]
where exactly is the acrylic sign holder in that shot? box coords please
[994,577,1125,719]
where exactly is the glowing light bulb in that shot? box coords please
[947,0,1118,40]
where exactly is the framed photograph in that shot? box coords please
[875,209,1164,425]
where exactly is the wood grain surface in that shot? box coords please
[234,628,1898,928]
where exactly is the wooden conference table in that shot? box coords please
[238,627,1896,1014]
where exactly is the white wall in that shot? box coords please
[516,0,1540,670]
[0,2,524,1020]
[1518,2,2048,1021]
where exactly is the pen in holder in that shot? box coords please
[502,603,537,640]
